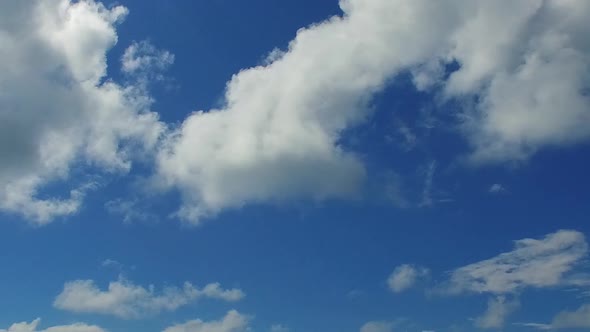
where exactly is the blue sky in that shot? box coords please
[1,1,590,332]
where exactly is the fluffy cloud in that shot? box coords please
[387,264,430,293]
[53,279,244,319]
[474,296,520,329]
[121,40,174,75]
[445,230,588,294]
[360,321,394,332]
[162,310,249,332]
[551,304,590,329]
[154,0,590,223]
[4,0,590,223]
[153,0,460,223]
[0,319,105,332]
[0,0,164,224]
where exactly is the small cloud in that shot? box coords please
[270,324,289,332]
[121,40,174,74]
[360,321,395,332]
[347,289,367,299]
[387,264,430,293]
[105,199,157,224]
[101,258,124,270]
[390,123,418,152]
[488,184,507,194]
[513,322,552,330]
[420,161,437,207]
[382,172,411,209]
[163,310,250,332]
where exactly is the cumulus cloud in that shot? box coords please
[360,321,394,332]
[474,296,520,329]
[444,230,588,294]
[4,0,590,223]
[0,0,164,224]
[162,310,249,332]
[153,0,461,223]
[53,278,244,319]
[153,0,590,223]
[387,264,430,293]
[0,319,105,332]
[551,303,590,329]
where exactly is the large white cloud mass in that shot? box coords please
[0,0,163,224]
[155,0,590,223]
[2,0,589,224]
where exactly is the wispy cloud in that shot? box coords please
[442,230,589,295]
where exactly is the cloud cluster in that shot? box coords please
[0,319,105,332]
[2,0,590,224]
[0,0,164,224]
[53,279,244,319]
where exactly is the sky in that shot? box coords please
[0,0,590,331]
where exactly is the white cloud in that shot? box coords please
[154,0,590,222]
[445,230,588,294]
[388,264,430,293]
[0,319,105,332]
[4,0,590,223]
[551,303,590,329]
[420,161,437,207]
[121,40,174,74]
[0,0,164,224]
[360,321,394,332]
[53,278,244,319]
[444,1,590,163]
[514,323,552,330]
[270,324,289,332]
[153,0,461,224]
[101,258,124,269]
[474,296,520,329]
[162,310,249,332]
[105,198,156,224]
[488,184,506,194]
